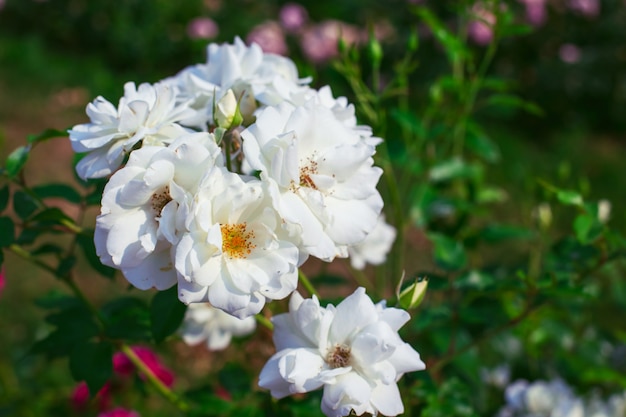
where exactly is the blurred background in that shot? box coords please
[0,0,625,415]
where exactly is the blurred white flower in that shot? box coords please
[598,199,611,223]
[180,303,256,350]
[500,379,584,417]
[241,101,383,261]
[94,133,223,290]
[258,287,425,417]
[69,81,195,179]
[174,168,299,318]
[167,37,307,129]
[480,364,511,389]
[347,214,396,270]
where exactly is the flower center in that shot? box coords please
[327,344,351,369]
[290,154,319,192]
[220,223,256,259]
[150,186,172,218]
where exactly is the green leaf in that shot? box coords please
[557,189,584,207]
[465,124,500,163]
[102,297,151,341]
[35,291,81,310]
[485,94,544,116]
[30,207,74,225]
[0,185,9,212]
[69,341,113,395]
[429,158,482,183]
[574,214,604,244]
[76,232,116,278]
[32,183,82,204]
[311,274,349,287]
[0,216,14,247]
[151,285,187,343]
[429,233,467,271]
[12,190,39,219]
[414,7,468,67]
[26,128,68,145]
[56,255,76,278]
[5,146,30,178]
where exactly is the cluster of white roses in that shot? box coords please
[497,379,626,417]
[69,37,422,416]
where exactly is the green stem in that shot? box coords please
[298,269,319,297]
[120,343,190,413]
[255,314,274,331]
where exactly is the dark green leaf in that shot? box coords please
[26,128,68,145]
[574,214,604,244]
[12,190,39,219]
[69,341,113,395]
[5,146,30,178]
[485,94,544,116]
[76,232,115,278]
[479,224,534,243]
[30,207,74,225]
[102,297,151,341]
[429,233,467,271]
[311,274,349,287]
[35,291,80,310]
[32,183,82,204]
[414,7,468,67]
[0,185,9,212]
[56,256,76,278]
[31,243,65,256]
[151,285,187,343]
[218,363,251,400]
[0,216,14,247]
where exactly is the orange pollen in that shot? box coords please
[299,159,319,190]
[220,223,256,259]
[150,186,172,218]
[327,344,351,369]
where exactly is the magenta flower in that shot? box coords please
[519,0,547,27]
[113,346,175,387]
[97,408,140,417]
[279,3,308,33]
[187,17,219,40]
[468,3,496,46]
[300,20,363,63]
[71,381,111,412]
[0,267,5,297]
[559,43,582,64]
[246,21,288,55]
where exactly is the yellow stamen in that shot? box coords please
[220,223,256,259]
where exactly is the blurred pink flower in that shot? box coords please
[0,268,5,297]
[246,21,288,55]
[97,408,140,417]
[569,0,600,17]
[187,17,219,40]
[279,3,308,33]
[113,346,175,387]
[519,0,547,26]
[71,381,111,412]
[468,3,496,46]
[300,20,364,63]
[559,43,582,63]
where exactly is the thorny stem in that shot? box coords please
[120,344,190,413]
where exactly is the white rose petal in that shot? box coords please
[258,287,425,417]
